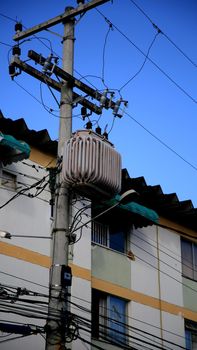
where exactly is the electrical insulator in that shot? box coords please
[103,131,108,140]
[113,98,121,116]
[9,65,16,80]
[12,45,21,56]
[15,22,22,33]
[86,121,92,130]
[81,107,87,120]
[77,0,85,4]
[95,126,101,135]
[100,89,108,108]
[42,54,52,74]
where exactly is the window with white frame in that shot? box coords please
[92,289,127,345]
[181,239,197,281]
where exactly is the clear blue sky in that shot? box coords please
[1,0,197,205]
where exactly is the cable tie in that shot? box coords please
[52,228,69,233]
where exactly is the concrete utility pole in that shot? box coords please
[11,1,111,349]
[45,11,74,350]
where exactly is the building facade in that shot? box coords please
[0,113,196,349]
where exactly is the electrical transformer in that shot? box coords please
[62,130,122,198]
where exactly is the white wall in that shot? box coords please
[0,160,51,254]
[0,255,48,350]
[130,225,159,298]
[0,159,51,350]
[70,198,92,350]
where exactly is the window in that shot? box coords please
[185,320,197,350]
[92,220,127,253]
[181,239,197,281]
[92,289,127,345]
[1,169,16,190]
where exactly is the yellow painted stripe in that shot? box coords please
[70,263,91,281]
[1,241,197,322]
[0,242,91,280]
[0,241,51,268]
[92,277,197,322]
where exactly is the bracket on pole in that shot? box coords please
[28,50,116,110]
[10,56,102,115]
[13,0,110,41]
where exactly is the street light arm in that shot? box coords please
[71,190,139,234]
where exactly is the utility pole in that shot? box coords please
[11,1,111,349]
[45,11,74,350]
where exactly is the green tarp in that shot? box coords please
[98,194,159,226]
[0,132,31,165]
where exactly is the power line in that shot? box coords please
[0,334,33,345]
[133,229,195,274]
[0,41,12,47]
[0,174,50,210]
[0,281,188,343]
[0,13,17,23]
[125,109,197,172]
[75,312,184,350]
[102,21,113,85]
[119,30,160,91]
[0,270,48,290]
[0,296,183,350]
[67,207,197,294]
[95,7,197,104]
[128,0,197,69]
[0,289,187,347]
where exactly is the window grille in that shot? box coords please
[92,221,109,246]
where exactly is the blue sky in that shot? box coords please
[1,0,197,206]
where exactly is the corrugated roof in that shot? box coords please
[121,169,197,232]
[0,111,196,232]
[0,110,57,155]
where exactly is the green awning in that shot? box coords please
[99,194,159,227]
[0,132,31,165]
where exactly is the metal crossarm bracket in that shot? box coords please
[13,0,110,41]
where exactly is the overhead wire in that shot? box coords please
[102,21,113,86]
[128,0,197,68]
[21,192,193,301]
[1,8,195,348]
[0,181,50,204]
[0,333,34,345]
[0,41,12,47]
[74,311,184,350]
[0,174,49,210]
[5,10,197,178]
[119,30,160,91]
[66,206,197,294]
[125,109,197,172]
[0,13,17,23]
[0,295,182,350]
[0,281,188,344]
[133,229,195,274]
[94,7,197,104]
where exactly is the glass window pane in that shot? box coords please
[181,240,193,279]
[109,231,125,253]
[108,296,126,344]
[185,330,192,350]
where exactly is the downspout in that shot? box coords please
[156,225,164,347]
